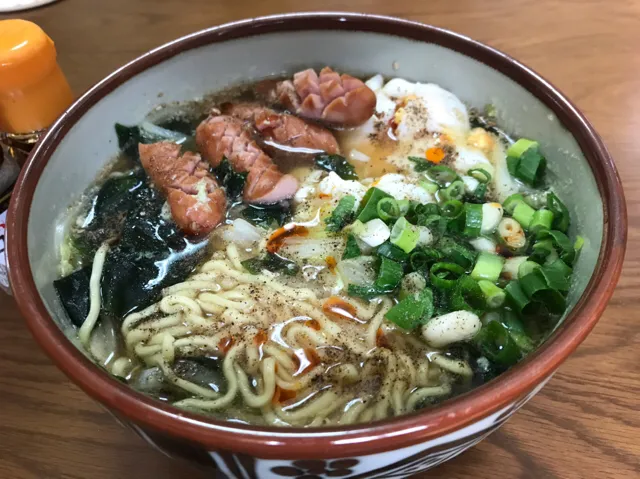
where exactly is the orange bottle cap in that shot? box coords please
[0,19,57,91]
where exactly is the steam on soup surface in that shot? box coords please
[55,68,580,426]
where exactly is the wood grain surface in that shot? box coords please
[1,1,639,478]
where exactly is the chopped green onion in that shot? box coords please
[477,280,506,308]
[519,270,566,314]
[347,284,390,300]
[342,234,361,260]
[419,180,440,194]
[537,229,575,265]
[473,183,488,202]
[441,200,464,218]
[325,195,356,232]
[500,309,534,352]
[505,280,535,316]
[399,272,427,300]
[390,217,420,253]
[507,138,538,158]
[375,256,404,290]
[377,242,409,263]
[507,138,546,186]
[503,193,525,214]
[451,275,486,314]
[397,199,411,216]
[530,238,555,264]
[377,197,401,221]
[468,168,492,183]
[471,252,505,283]
[546,192,570,232]
[524,192,547,209]
[475,320,521,366]
[512,201,536,229]
[409,247,442,272]
[463,203,483,237]
[430,262,465,290]
[408,156,432,172]
[529,208,554,234]
[440,180,465,201]
[356,187,392,223]
[437,237,477,269]
[518,260,541,279]
[384,288,434,330]
[426,165,459,187]
[540,259,572,292]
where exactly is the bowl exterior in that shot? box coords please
[6,12,626,475]
[106,377,551,478]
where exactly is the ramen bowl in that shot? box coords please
[7,12,626,478]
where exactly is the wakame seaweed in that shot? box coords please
[100,181,208,319]
[53,266,92,327]
[214,158,248,199]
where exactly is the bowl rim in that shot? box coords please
[7,12,627,459]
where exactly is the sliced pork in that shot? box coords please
[275,67,376,127]
[222,102,340,155]
[139,142,226,235]
[195,115,298,203]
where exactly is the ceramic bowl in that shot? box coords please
[6,12,626,479]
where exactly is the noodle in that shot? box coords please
[114,244,468,426]
[78,242,110,347]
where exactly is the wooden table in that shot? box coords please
[1,1,638,478]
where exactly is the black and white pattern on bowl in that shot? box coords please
[202,378,551,479]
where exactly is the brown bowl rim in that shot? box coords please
[7,12,627,459]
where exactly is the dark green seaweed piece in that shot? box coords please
[314,154,358,180]
[213,158,248,199]
[242,252,299,276]
[242,203,292,229]
[53,266,92,327]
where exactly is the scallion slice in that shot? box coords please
[342,233,361,260]
[529,208,554,234]
[375,256,404,290]
[430,262,465,290]
[377,242,409,263]
[540,258,572,292]
[384,288,434,330]
[477,280,506,308]
[377,197,401,221]
[505,280,535,315]
[475,320,521,366]
[437,237,477,269]
[441,200,464,218]
[451,275,486,314]
[468,168,492,183]
[512,201,536,229]
[503,193,525,215]
[500,309,534,352]
[537,229,575,265]
[546,192,570,232]
[440,180,465,201]
[471,252,505,283]
[517,260,541,279]
[426,165,459,187]
[507,138,546,186]
[463,203,483,237]
[419,180,440,194]
[409,247,442,272]
[519,269,566,313]
[356,187,392,223]
[390,217,420,253]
